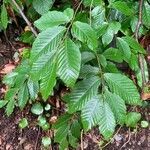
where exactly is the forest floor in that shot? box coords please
[0,27,150,150]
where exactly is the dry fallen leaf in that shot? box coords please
[0,63,16,74]
[49,116,57,124]
[141,92,150,100]
[0,87,7,95]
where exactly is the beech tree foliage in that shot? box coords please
[0,0,149,149]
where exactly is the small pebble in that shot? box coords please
[114,134,123,142]
[6,144,13,150]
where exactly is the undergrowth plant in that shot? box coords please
[0,0,150,149]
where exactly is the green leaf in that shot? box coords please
[81,51,95,64]
[130,17,144,35]
[15,60,31,74]
[42,123,50,131]
[45,104,51,111]
[53,114,72,129]
[0,100,8,108]
[3,89,18,115]
[20,31,35,45]
[125,112,141,127]
[6,99,15,116]
[54,124,69,144]
[143,2,150,28]
[104,73,141,105]
[34,11,70,31]
[98,54,107,68]
[38,116,47,127]
[116,37,131,61]
[123,36,145,54]
[30,26,66,61]
[31,50,56,80]
[40,63,56,100]
[27,78,39,100]
[129,53,139,71]
[108,21,121,34]
[104,90,126,124]
[79,65,99,79]
[104,62,120,73]
[102,30,113,46]
[98,99,116,140]
[91,6,105,28]
[83,0,102,6]
[33,0,54,15]
[103,48,123,63]
[5,88,18,101]
[59,137,68,150]
[1,3,8,29]
[31,103,43,115]
[3,72,18,87]
[81,95,103,130]
[63,8,74,21]
[111,1,134,16]
[57,39,81,87]
[14,74,27,88]
[64,76,101,113]
[141,120,149,128]
[19,118,28,129]
[70,120,81,138]
[30,26,65,80]
[102,21,121,46]
[42,137,51,147]
[18,83,29,109]
[68,134,78,148]
[96,23,108,38]
[71,21,98,51]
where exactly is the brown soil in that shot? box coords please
[0,106,149,150]
[0,108,42,150]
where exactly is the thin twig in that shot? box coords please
[34,127,40,150]
[135,0,143,40]
[135,0,146,87]
[11,0,38,37]
[101,126,122,149]
[63,0,83,40]
[120,128,131,149]
[81,130,84,150]
[134,125,138,142]
[89,0,94,26]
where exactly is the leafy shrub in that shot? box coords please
[1,0,150,149]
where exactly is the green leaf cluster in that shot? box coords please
[1,0,147,149]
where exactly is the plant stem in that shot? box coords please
[135,0,143,40]
[89,0,93,26]
[135,0,146,87]
[11,0,38,37]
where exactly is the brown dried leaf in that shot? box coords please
[0,63,16,74]
[49,116,57,124]
[141,92,150,100]
[0,87,7,95]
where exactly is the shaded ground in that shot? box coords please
[0,105,149,150]
[0,108,42,150]
[0,29,150,150]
